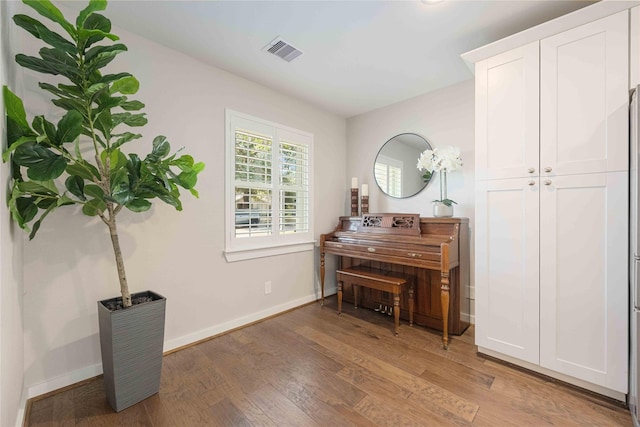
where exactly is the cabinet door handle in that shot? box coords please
[335,244,343,248]
[544,179,552,186]
[544,166,552,173]
[528,168,535,174]
[408,253,423,258]
[367,247,376,253]
[528,180,536,186]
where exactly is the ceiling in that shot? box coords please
[67,0,596,118]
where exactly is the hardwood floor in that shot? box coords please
[27,296,631,426]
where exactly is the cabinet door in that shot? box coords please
[475,178,540,363]
[475,42,539,181]
[539,171,628,393]
[540,11,628,176]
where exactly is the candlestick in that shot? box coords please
[361,195,369,215]
[351,188,359,216]
[351,177,358,189]
[362,184,368,197]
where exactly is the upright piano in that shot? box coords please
[320,213,470,348]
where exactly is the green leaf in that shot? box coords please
[37,116,58,146]
[113,132,141,149]
[126,198,151,212]
[51,97,86,113]
[3,86,31,135]
[120,100,144,111]
[16,197,39,224]
[193,162,205,173]
[84,184,104,199]
[189,187,200,198]
[3,136,37,162]
[94,110,112,139]
[28,200,57,240]
[86,82,107,96]
[23,0,76,39]
[15,54,57,76]
[57,84,83,97]
[82,198,106,216]
[76,0,107,27]
[99,72,131,84]
[111,182,133,205]
[39,47,78,71]
[124,113,147,127]
[95,93,125,110]
[172,154,194,170]
[66,161,100,181]
[85,43,127,62]
[56,195,75,207]
[176,170,198,189]
[17,180,59,195]
[65,175,86,200]
[111,150,128,172]
[39,82,81,101]
[152,136,170,158]
[12,14,76,54]
[7,117,26,146]
[13,142,67,181]
[56,110,83,143]
[84,49,120,75]
[79,13,118,48]
[110,75,139,95]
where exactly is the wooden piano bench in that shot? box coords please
[336,266,414,336]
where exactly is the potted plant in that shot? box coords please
[3,0,204,411]
[417,145,463,217]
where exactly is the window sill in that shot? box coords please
[224,241,315,262]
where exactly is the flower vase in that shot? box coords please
[433,201,453,218]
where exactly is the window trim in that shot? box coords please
[224,109,314,262]
[375,154,403,198]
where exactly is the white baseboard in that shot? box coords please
[478,346,626,401]
[163,292,322,352]
[14,389,27,427]
[26,363,103,400]
[23,291,325,405]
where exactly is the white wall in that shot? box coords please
[346,79,476,320]
[13,4,346,397]
[0,1,26,425]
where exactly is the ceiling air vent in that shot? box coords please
[264,37,302,62]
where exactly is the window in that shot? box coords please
[225,110,313,261]
[375,155,402,198]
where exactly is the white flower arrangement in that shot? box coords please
[417,146,463,206]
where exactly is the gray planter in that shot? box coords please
[98,290,166,412]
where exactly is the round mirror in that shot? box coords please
[374,133,433,198]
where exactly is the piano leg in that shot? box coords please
[409,282,414,327]
[440,243,450,350]
[393,293,400,336]
[441,275,450,350]
[320,251,325,306]
[337,279,343,315]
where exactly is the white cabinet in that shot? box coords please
[475,41,539,181]
[474,10,629,395]
[540,14,629,176]
[539,172,628,392]
[475,178,539,364]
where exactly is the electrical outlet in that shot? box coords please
[264,281,272,295]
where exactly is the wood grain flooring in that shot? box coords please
[26,296,631,426]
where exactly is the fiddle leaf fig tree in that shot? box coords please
[3,0,204,308]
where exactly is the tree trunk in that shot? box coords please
[107,213,131,308]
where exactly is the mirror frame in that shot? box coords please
[373,133,433,199]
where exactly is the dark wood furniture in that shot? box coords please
[336,266,414,336]
[320,214,470,349]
